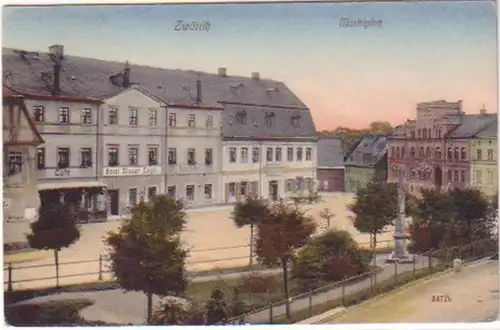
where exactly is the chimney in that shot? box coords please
[123,61,130,88]
[196,79,202,104]
[52,62,61,96]
[218,67,227,77]
[251,72,260,80]
[49,44,64,60]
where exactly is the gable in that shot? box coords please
[105,88,165,108]
[3,97,43,145]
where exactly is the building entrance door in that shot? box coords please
[107,189,119,216]
[269,181,278,201]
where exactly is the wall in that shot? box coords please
[470,137,498,197]
[317,168,345,191]
[345,166,373,193]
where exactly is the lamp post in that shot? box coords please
[386,164,414,263]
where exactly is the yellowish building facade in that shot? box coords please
[470,119,497,198]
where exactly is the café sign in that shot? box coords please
[103,166,162,177]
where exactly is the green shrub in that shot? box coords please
[238,273,280,294]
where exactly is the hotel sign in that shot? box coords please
[103,166,162,177]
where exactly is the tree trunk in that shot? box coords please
[54,249,60,288]
[327,216,331,228]
[146,292,153,324]
[282,258,291,319]
[249,223,254,267]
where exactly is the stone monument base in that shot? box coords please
[385,252,415,264]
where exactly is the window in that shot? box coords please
[476,149,482,160]
[240,182,247,196]
[476,170,482,184]
[148,186,157,200]
[36,148,45,170]
[167,186,176,198]
[422,129,427,139]
[148,146,158,165]
[148,109,158,126]
[410,147,415,157]
[129,107,138,126]
[454,170,459,182]
[188,114,196,127]
[59,107,70,124]
[206,115,213,128]
[128,146,139,165]
[447,170,452,182]
[306,147,312,161]
[80,148,92,168]
[186,185,195,201]
[265,112,275,127]
[395,147,400,158]
[410,130,415,139]
[81,108,92,124]
[400,146,405,158]
[417,129,421,139]
[291,115,301,128]
[168,113,177,127]
[287,147,294,161]
[266,148,273,162]
[488,171,494,184]
[128,188,138,206]
[33,106,45,122]
[236,110,247,125]
[204,184,213,199]
[187,148,196,165]
[447,147,453,160]
[205,148,213,166]
[108,107,118,125]
[461,170,466,183]
[424,147,430,158]
[57,147,70,168]
[275,148,282,162]
[108,146,119,166]
[228,182,236,198]
[252,147,259,163]
[391,147,395,157]
[454,147,459,160]
[297,148,303,161]
[229,148,237,163]
[168,148,177,165]
[435,147,442,159]
[419,147,424,158]
[286,179,294,192]
[241,147,249,163]
[488,149,494,160]
[460,147,467,160]
[7,151,22,175]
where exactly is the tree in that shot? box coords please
[231,196,271,266]
[205,289,229,325]
[150,298,206,325]
[349,178,400,257]
[319,208,335,228]
[368,121,393,134]
[254,203,316,319]
[27,201,80,288]
[105,195,189,324]
[292,229,369,290]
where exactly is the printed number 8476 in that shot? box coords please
[431,295,452,302]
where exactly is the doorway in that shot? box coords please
[434,167,443,188]
[269,180,278,201]
[107,189,119,216]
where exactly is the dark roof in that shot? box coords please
[447,114,497,138]
[475,117,497,138]
[317,137,344,168]
[3,47,316,139]
[344,135,388,168]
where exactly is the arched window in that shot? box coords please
[423,130,427,139]
[454,147,459,160]
[447,147,453,160]
[447,170,452,182]
[419,147,425,157]
[454,170,459,182]
[391,147,395,158]
[418,170,423,180]
[435,147,442,159]
[428,129,432,139]
[401,147,405,158]
[410,147,416,157]
[461,170,466,182]
[410,169,416,180]
[461,147,467,160]
[411,131,415,139]
[426,147,431,158]
[396,147,400,158]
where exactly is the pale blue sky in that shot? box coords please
[2,1,498,129]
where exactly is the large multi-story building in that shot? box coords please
[470,116,497,198]
[3,45,317,213]
[388,100,497,195]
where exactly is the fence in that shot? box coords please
[4,239,392,292]
[223,238,498,324]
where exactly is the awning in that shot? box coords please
[37,181,107,191]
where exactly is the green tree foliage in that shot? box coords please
[409,188,494,251]
[150,298,206,325]
[255,203,316,319]
[105,195,188,324]
[348,178,401,254]
[292,229,369,290]
[27,202,80,288]
[231,196,271,266]
[205,289,229,325]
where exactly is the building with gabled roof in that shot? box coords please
[317,136,345,191]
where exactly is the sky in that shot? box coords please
[2,1,498,130]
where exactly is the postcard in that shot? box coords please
[2,0,498,326]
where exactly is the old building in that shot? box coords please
[344,135,388,193]
[221,71,317,202]
[317,136,345,191]
[388,101,497,195]
[3,86,44,223]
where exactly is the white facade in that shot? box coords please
[222,140,317,202]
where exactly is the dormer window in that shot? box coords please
[265,112,275,127]
[291,113,301,128]
[236,109,247,125]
